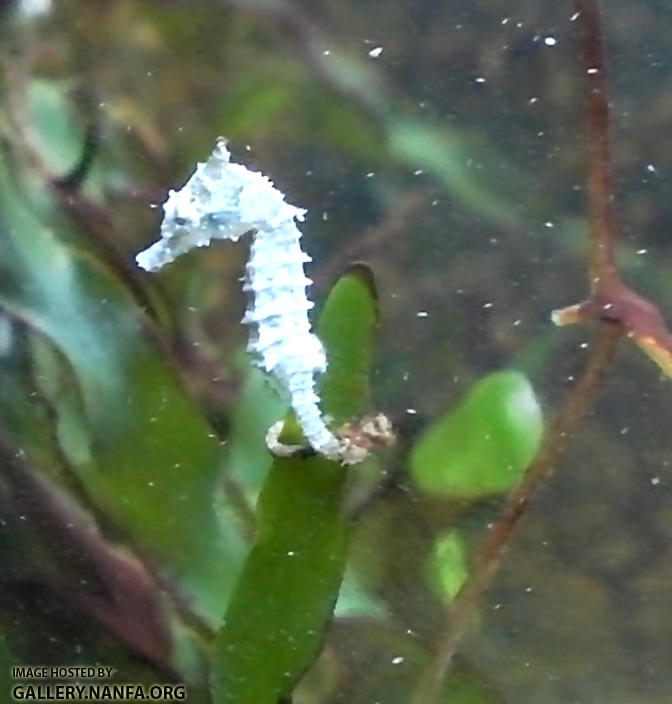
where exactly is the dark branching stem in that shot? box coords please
[554,2,672,373]
[409,326,620,704]
[409,0,664,701]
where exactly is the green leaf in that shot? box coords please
[318,262,378,423]
[411,370,542,498]
[428,532,468,606]
[226,364,287,497]
[211,264,378,704]
[0,135,237,626]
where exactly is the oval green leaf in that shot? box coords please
[429,531,468,606]
[411,370,542,498]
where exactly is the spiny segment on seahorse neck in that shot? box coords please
[135,139,351,462]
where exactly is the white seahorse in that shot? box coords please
[136,139,367,463]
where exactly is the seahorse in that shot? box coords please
[136,139,381,464]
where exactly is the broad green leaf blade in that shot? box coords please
[0,144,235,625]
[411,370,542,498]
[212,455,348,704]
[211,264,378,704]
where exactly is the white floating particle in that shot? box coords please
[391,656,404,665]
[475,77,486,83]
[544,221,554,228]
[587,67,598,74]
[652,477,661,485]
[406,408,418,415]
[368,46,384,58]
[529,97,538,104]
[544,36,557,46]
[416,311,429,317]
[571,12,580,21]
[647,164,657,173]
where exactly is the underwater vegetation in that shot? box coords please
[1,0,672,703]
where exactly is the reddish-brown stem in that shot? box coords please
[577,0,619,292]
[554,0,672,376]
[411,2,634,702]
[409,324,620,704]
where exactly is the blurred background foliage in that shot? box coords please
[0,0,672,702]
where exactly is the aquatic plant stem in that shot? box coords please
[553,0,672,376]
[412,1,643,701]
[578,0,618,292]
[409,324,620,704]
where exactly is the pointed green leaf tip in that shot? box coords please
[211,264,378,704]
[317,262,378,423]
[411,371,542,498]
